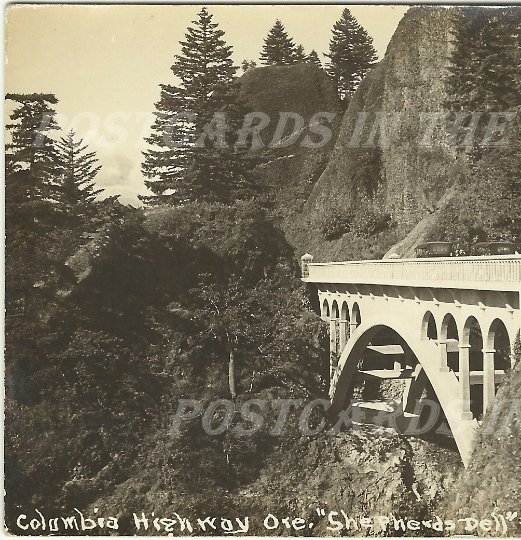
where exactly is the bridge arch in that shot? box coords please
[421,310,438,341]
[330,314,478,466]
[351,302,361,327]
[439,312,460,373]
[462,315,483,349]
[486,318,513,370]
[321,298,330,319]
[331,299,340,319]
[440,312,459,342]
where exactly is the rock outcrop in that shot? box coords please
[240,64,342,232]
[287,7,470,261]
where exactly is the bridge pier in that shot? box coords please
[329,317,338,379]
[458,344,473,420]
[339,317,348,353]
[482,348,496,413]
[438,339,449,372]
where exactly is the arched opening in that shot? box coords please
[487,318,512,372]
[354,326,410,404]
[440,313,459,372]
[462,316,484,419]
[331,300,339,320]
[351,302,361,326]
[330,321,475,465]
[421,311,438,341]
[348,302,362,348]
[483,319,512,413]
[462,316,483,370]
[321,298,330,320]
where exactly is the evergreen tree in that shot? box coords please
[478,8,521,110]
[172,7,236,115]
[182,82,260,204]
[53,130,103,225]
[5,93,59,190]
[241,59,257,72]
[5,93,68,362]
[325,9,377,99]
[141,8,257,206]
[446,7,521,112]
[306,50,322,67]
[430,114,521,252]
[294,45,307,63]
[142,85,192,204]
[260,20,297,65]
[5,93,60,240]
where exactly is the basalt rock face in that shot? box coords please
[296,7,469,261]
[240,64,342,229]
[240,64,340,149]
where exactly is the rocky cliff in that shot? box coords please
[240,64,342,226]
[283,7,470,261]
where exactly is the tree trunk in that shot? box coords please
[228,346,237,401]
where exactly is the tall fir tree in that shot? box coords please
[260,20,297,65]
[5,93,66,341]
[141,8,257,206]
[172,7,236,115]
[5,93,60,241]
[306,50,322,67]
[5,93,60,191]
[325,9,377,99]
[142,85,192,204]
[183,81,260,204]
[294,45,307,63]
[53,130,103,226]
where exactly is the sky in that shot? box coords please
[5,4,408,205]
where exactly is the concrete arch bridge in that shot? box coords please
[301,254,521,466]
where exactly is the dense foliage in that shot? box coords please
[4,91,326,533]
[427,107,521,252]
[5,196,326,531]
[430,8,521,251]
[446,7,521,113]
[5,18,331,533]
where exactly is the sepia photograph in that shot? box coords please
[4,2,521,536]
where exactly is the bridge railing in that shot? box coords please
[303,255,521,291]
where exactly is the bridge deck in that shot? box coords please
[303,255,521,291]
